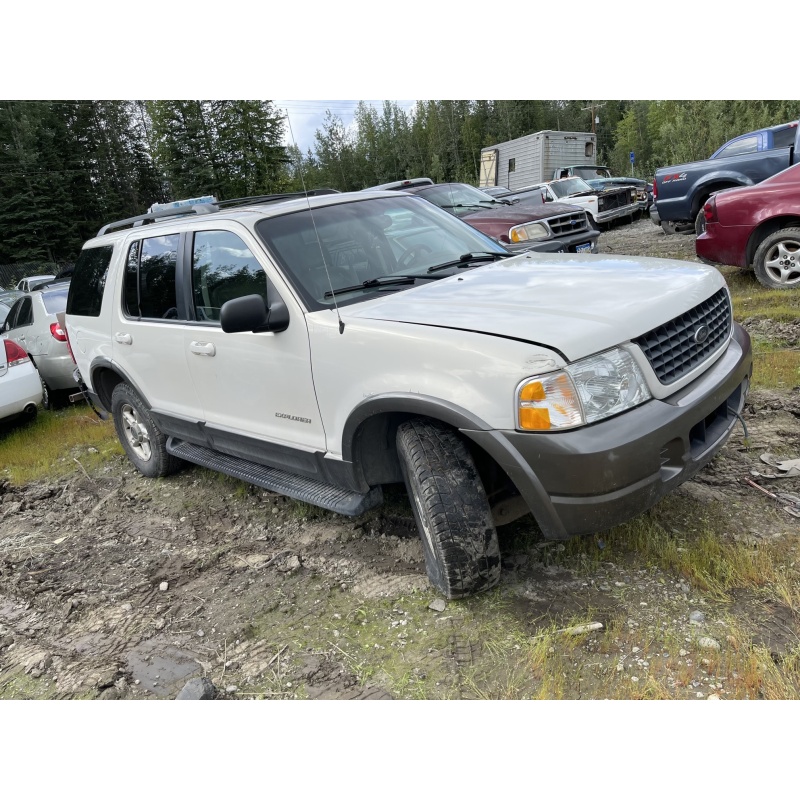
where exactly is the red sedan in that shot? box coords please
[696,162,800,289]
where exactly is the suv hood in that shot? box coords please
[342,253,726,362]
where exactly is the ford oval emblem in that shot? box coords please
[694,325,710,344]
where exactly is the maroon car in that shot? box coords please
[696,162,800,289]
[363,179,599,255]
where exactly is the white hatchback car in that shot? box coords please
[0,337,42,423]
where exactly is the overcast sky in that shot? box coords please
[273,100,416,155]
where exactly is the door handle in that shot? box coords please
[190,341,216,357]
[114,332,132,345]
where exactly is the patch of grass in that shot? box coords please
[750,349,800,390]
[0,405,120,485]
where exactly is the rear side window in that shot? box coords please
[124,235,180,319]
[67,245,114,317]
[191,231,267,322]
[773,127,797,149]
[717,135,759,158]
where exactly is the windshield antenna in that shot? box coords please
[285,113,345,334]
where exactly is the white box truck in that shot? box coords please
[479,130,597,191]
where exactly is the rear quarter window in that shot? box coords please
[67,245,114,317]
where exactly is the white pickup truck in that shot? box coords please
[508,177,641,228]
[65,189,752,599]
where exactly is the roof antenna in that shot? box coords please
[285,113,345,335]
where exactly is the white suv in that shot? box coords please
[65,190,752,598]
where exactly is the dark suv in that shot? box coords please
[364,179,599,255]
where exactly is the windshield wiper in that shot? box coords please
[427,252,509,274]
[323,274,440,299]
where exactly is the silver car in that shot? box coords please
[1,283,78,409]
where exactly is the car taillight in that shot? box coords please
[652,179,658,200]
[50,321,68,342]
[62,323,77,364]
[703,197,718,224]
[4,339,30,367]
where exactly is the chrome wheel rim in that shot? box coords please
[121,403,152,461]
[765,238,800,286]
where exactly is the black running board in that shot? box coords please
[166,439,383,517]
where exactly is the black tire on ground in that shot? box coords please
[111,382,182,478]
[694,208,707,237]
[396,418,501,599]
[40,376,53,411]
[753,227,800,290]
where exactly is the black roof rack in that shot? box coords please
[96,188,341,237]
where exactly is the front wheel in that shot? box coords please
[753,227,800,290]
[111,382,182,478]
[396,418,501,599]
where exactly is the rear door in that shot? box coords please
[112,232,205,426]
[3,296,34,354]
[479,149,498,188]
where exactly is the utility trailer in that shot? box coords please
[479,130,597,191]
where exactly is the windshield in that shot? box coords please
[550,178,594,198]
[414,183,505,216]
[256,195,508,311]
[571,166,611,180]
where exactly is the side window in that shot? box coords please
[717,136,759,159]
[13,298,33,328]
[67,245,114,317]
[124,235,179,319]
[4,298,23,330]
[191,230,267,322]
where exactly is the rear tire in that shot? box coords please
[40,377,53,411]
[694,208,706,237]
[753,227,800,290]
[111,382,182,478]
[396,418,501,599]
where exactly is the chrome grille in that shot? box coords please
[547,211,589,236]
[633,288,731,385]
[598,188,633,212]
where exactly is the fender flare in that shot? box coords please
[340,392,493,463]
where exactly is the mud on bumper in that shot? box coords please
[462,324,752,540]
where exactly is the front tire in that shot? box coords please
[753,227,800,290]
[111,382,182,478]
[396,418,501,599]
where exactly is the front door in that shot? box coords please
[182,226,326,455]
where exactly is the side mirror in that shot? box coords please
[220,291,290,334]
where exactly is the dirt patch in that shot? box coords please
[1,219,799,700]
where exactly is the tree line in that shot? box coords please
[2,100,799,264]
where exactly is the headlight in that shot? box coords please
[510,222,549,243]
[516,348,651,431]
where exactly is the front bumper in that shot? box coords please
[506,228,600,255]
[463,323,752,540]
[595,201,641,224]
